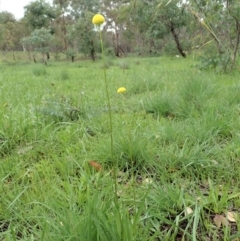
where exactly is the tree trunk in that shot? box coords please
[42,54,47,65]
[231,18,240,70]
[62,11,67,50]
[90,40,95,61]
[33,53,37,63]
[27,50,32,60]
[208,26,224,54]
[169,22,186,58]
[114,31,120,57]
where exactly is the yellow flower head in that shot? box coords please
[92,14,105,25]
[117,87,126,94]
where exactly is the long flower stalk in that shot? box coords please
[92,14,118,205]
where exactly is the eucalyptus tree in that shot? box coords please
[100,0,133,56]
[51,0,100,60]
[0,12,21,59]
[0,11,16,24]
[23,0,58,59]
[69,0,99,18]
[23,0,57,30]
[189,0,240,71]
[71,0,100,56]
[133,0,191,57]
[0,11,16,52]
[0,22,17,53]
[67,12,96,61]
[21,28,53,64]
[52,0,71,49]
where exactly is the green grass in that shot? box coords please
[1,55,240,240]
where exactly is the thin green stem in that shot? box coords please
[129,132,137,236]
[98,29,118,205]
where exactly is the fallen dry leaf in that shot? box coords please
[142,178,153,184]
[226,211,238,222]
[88,161,102,171]
[184,207,193,216]
[210,159,218,165]
[214,214,228,228]
[196,196,201,201]
[117,190,123,196]
[16,145,33,154]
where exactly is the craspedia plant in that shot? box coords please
[92,14,105,25]
[92,13,119,204]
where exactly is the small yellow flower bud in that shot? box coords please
[92,14,105,25]
[117,87,126,93]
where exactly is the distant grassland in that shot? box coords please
[1,56,240,240]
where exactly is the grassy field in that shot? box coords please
[1,55,240,240]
